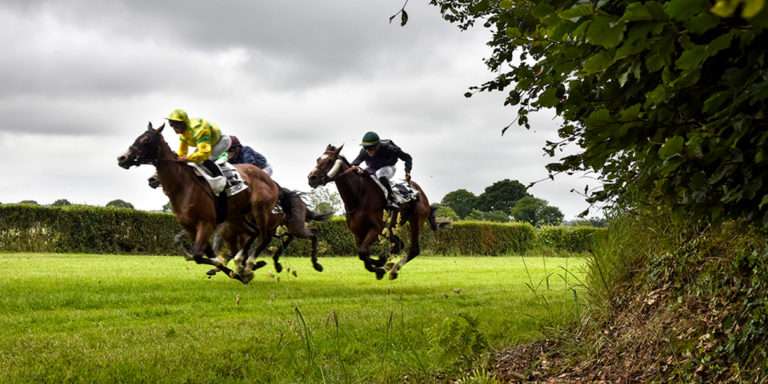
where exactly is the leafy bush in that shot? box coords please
[429,313,488,372]
[537,226,606,253]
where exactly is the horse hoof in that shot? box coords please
[239,271,254,284]
[375,269,386,280]
[206,269,218,276]
[253,261,268,270]
[389,271,399,280]
[313,263,324,272]
[275,263,283,273]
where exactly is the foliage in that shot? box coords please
[429,313,489,372]
[0,204,181,255]
[442,188,479,218]
[475,179,530,212]
[0,254,583,383]
[51,199,71,207]
[431,0,768,223]
[466,209,511,222]
[511,196,564,226]
[537,225,606,253]
[162,201,172,212]
[106,199,134,210]
[18,200,38,205]
[435,204,460,220]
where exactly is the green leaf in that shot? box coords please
[586,15,625,48]
[686,134,705,158]
[559,4,594,20]
[665,0,708,21]
[499,0,514,10]
[586,108,614,128]
[759,195,768,210]
[687,12,720,34]
[533,2,555,18]
[621,3,655,22]
[702,91,731,114]
[582,51,614,74]
[659,135,685,159]
[619,104,642,121]
[676,45,707,70]
[646,84,669,105]
[538,87,560,108]
[506,27,521,38]
[743,0,766,18]
[707,32,733,54]
[711,0,740,17]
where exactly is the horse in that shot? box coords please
[307,144,438,279]
[210,190,332,275]
[117,122,278,283]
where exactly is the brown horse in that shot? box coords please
[210,190,332,275]
[117,122,278,282]
[307,145,437,279]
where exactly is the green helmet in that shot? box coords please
[361,131,380,148]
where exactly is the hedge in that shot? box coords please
[0,204,182,255]
[0,204,604,256]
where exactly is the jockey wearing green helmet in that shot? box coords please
[351,131,413,209]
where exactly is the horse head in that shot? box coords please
[117,121,167,169]
[308,144,345,188]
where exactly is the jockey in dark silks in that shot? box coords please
[226,136,273,176]
[350,131,412,210]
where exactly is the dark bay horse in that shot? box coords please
[307,145,437,279]
[212,190,332,275]
[117,122,278,283]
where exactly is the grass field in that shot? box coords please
[0,253,585,383]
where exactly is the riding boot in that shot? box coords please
[203,160,228,223]
[202,160,223,177]
[379,177,399,210]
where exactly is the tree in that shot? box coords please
[162,201,172,212]
[441,189,478,218]
[305,186,342,215]
[434,204,460,221]
[475,179,530,212]
[510,197,564,227]
[431,0,768,223]
[18,200,38,205]
[51,199,71,207]
[106,199,134,209]
[466,209,511,222]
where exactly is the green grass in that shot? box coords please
[0,253,584,383]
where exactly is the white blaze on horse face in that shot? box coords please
[326,159,343,178]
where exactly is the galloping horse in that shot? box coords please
[307,145,437,279]
[117,122,278,282]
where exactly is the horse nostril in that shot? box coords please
[117,155,126,162]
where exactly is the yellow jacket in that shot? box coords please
[168,109,222,163]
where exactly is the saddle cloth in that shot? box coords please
[188,160,249,197]
[369,175,419,204]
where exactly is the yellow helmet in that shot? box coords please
[167,109,189,123]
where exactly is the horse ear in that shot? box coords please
[336,144,344,154]
[157,123,165,133]
[147,121,153,131]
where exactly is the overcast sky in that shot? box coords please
[0,0,598,219]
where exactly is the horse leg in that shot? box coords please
[244,230,272,275]
[272,234,293,273]
[358,228,385,280]
[389,216,424,280]
[308,233,323,272]
[188,222,243,283]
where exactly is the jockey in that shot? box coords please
[167,109,230,192]
[227,135,273,176]
[350,131,412,210]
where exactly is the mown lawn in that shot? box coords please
[0,254,585,383]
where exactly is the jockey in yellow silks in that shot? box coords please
[166,109,231,192]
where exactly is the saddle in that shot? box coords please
[368,175,419,205]
[187,160,249,197]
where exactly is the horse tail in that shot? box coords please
[428,204,439,231]
[306,209,333,222]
